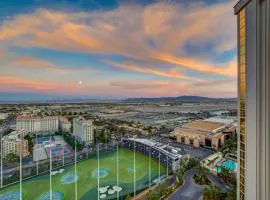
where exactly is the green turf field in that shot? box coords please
[0,148,166,200]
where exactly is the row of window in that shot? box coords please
[239,8,246,200]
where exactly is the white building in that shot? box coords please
[16,115,58,133]
[73,117,93,145]
[58,117,72,132]
[1,130,29,157]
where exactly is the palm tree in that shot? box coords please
[195,165,208,177]
[125,194,132,200]
[203,185,224,200]
[194,165,209,185]
[176,168,185,186]
[227,186,237,200]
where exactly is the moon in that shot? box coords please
[78,81,83,85]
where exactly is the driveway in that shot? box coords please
[207,173,229,192]
[169,170,204,200]
[169,170,228,200]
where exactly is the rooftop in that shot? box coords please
[74,117,93,125]
[183,120,225,132]
[174,127,208,139]
[127,138,182,160]
[234,0,252,14]
[2,130,27,142]
[204,117,236,125]
[59,116,69,123]
[16,115,58,120]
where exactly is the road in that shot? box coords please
[169,170,229,200]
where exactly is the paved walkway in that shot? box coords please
[169,170,228,200]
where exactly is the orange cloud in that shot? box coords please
[13,56,58,69]
[0,1,236,79]
[105,60,198,80]
[153,53,237,77]
[2,55,95,74]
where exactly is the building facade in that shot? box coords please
[16,115,58,133]
[58,117,72,132]
[73,117,93,145]
[172,120,236,150]
[121,138,182,172]
[1,130,29,157]
[234,0,270,199]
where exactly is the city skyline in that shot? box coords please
[0,0,237,100]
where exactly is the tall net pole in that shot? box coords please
[62,131,64,166]
[133,140,136,197]
[0,132,3,188]
[50,133,52,200]
[167,155,169,178]
[75,133,77,200]
[117,142,119,200]
[36,134,38,175]
[148,147,151,188]
[19,133,22,200]
[97,143,100,200]
[159,152,161,183]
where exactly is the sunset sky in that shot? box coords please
[0,0,237,100]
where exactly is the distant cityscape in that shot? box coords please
[0,98,237,199]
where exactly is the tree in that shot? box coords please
[217,168,237,187]
[4,153,19,163]
[147,125,153,133]
[24,134,34,155]
[125,195,132,200]
[93,129,98,144]
[118,127,125,137]
[176,168,185,186]
[203,185,224,200]
[194,165,210,185]
[184,157,200,171]
[145,189,159,200]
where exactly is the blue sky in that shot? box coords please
[0,0,237,100]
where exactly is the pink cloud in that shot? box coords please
[109,79,236,98]
[0,1,236,78]
[0,75,89,95]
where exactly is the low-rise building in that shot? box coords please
[73,117,94,145]
[1,130,29,157]
[121,138,182,172]
[172,119,236,150]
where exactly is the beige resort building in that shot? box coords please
[172,120,236,150]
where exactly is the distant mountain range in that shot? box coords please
[123,95,237,103]
[0,92,237,104]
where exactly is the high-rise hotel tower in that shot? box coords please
[234,0,270,200]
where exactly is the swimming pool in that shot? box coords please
[222,160,236,171]
[36,136,53,144]
[216,160,236,173]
